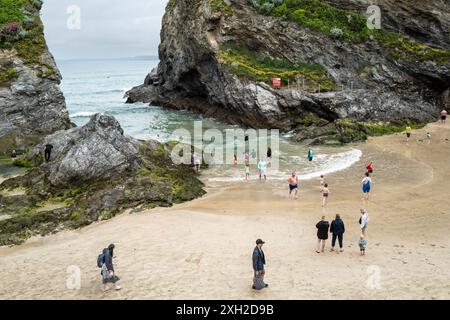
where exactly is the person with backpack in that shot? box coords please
[98,244,121,291]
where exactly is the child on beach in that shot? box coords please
[245,163,250,181]
[258,159,267,181]
[319,175,325,187]
[233,154,238,166]
[288,172,299,199]
[359,235,367,256]
[320,183,330,208]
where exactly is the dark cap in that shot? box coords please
[256,239,265,245]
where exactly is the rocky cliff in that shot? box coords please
[0,0,72,154]
[127,0,450,144]
[0,114,205,246]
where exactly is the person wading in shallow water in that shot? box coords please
[252,239,268,290]
[44,143,54,162]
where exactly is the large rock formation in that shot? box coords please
[0,0,72,155]
[0,114,205,246]
[127,0,450,144]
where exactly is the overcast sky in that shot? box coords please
[41,0,168,60]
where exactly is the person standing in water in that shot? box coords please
[320,183,330,208]
[258,159,267,181]
[193,151,201,173]
[288,172,299,199]
[44,143,54,162]
[441,109,448,124]
[307,146,314,163]
[250,149,257,160]
[361,172,372,201]
[100,244,121,292]
[330,214,345,253]
[267,147,272,167]
[245,163,251,181]
[252,239,268,290]
[316,216,330,253]
[405,125,412,143]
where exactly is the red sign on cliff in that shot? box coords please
[272,78,282,89]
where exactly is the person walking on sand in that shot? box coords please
[44,143,54,162]
[366,162,373,175]
[245,163,251,181]
[320,183,330,208]
[359,209,369,236]
[359,235,367,256]
[252,239,268,290]
[288,172,299,199]
[361,172,372,201]
[258,159,267,181]
[330,214,345,253]
[405,125,412,143]
[441,109,448,124]
[316,216,330,253]
[99,244,121,292]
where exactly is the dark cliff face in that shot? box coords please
[128,0,450,143]
[0,1,72,154]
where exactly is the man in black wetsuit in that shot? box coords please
[44,143,54,162]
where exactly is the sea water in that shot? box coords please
[56,59,362,186]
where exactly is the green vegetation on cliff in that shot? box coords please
[0,0,55,73]
[247,0,450,63]
[219,44,335,90]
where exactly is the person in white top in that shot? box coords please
[440,109,448,124]
[360,209,369,236]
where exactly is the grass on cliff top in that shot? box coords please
[0,0,54,73]
[219,44,335,90]
[249,0,450,63]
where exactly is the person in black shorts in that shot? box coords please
[44,143,54,162]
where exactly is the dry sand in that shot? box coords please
[0,123,449,300]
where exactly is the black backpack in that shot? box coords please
[97,252,105,268]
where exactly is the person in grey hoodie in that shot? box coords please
[330,214,345,253]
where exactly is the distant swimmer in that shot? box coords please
[316,216,330,253]
[320,183,330,208]
[44,143,54,162]
[245,163,250,181]
[361,172,372,201]
[307,146,314,163]
[441,109,448,124]
[288,172,299,199]
[405,125,412,143]
[258,159,267,181]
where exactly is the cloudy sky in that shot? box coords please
[41,0,168,60]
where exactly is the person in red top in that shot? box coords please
[366,162,373,175]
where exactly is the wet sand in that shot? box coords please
[0,123,449,300]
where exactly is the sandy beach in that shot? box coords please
[0,123,449,300]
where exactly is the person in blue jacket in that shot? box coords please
[330,214,346,253]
